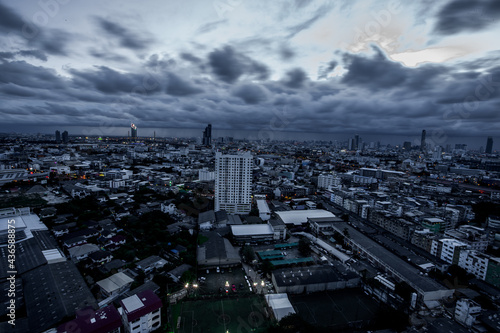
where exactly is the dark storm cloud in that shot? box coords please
[70,66,161,94]
[95,17,154,50]
[145,54,176,70]
[1,83,36,97]
[338,48,450,93]
[317,60,337,80]
[89,48,129,63]
[0,2,72,56]
[45,102,83,116]
[31,29,71,56]
[68,60,202,97]
[183,104,198,112]
[436,67,500,104]
[341,49,407,89]
[232,83,268,104]
[307,82,339,101]
[0,2,25,32]
[180,52,202,64]
[208,46,269,83]
[434,0,500,35]
[17,49,47,61]
[272,94,303,107]
[279,44,295,60]
[0,51,15,60]
[2,39,500,139]
[165,73,203,96]
[0,60,65,89]
[282,68,307,88]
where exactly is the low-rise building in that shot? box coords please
[68,243,100,261]
[97,272,134,298]
[455,298,481,327]
[89,250,113,266]
[257,199,271,221]
[120,290,162,333]
[197,231,240,268]
[57,305,122,333]
[136,255,168,274]
[444,227,489,252]
[308,216,343,235]
[431,239,468,265]
[422,217,447,233]
[275,209,335,227]
[231,221,286,244]
[331,222,454,303]
[411,229,436,253]
[271,265,359,294]
[459,250,500,287]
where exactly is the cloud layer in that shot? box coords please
[0,0,499,142]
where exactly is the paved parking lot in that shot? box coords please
[197,267,252,296]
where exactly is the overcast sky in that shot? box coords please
[0,0,499,145]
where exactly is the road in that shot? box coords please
[242,263,268,294]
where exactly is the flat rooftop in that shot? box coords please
[276,210,335,226]
[257,200,270,214]
[272,265,342,286]
[0,238,47,279]
[231,224,273,236]
[23,261,97,331]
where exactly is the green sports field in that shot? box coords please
[172,296,270,333]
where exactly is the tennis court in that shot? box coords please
[173,295,270,333]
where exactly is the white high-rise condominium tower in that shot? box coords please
[215,151,252,214]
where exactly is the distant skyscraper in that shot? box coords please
[348,138,355,150]
[354,134,360,150]
[62,130,68,143]
[421,130,426,151]
[215,151,252,214]
[433,146,443,160]
[486,137,493,154]
[131,123,137,138]
[55,130,61,143]
[403,141,412,151]
[202,124,212,146]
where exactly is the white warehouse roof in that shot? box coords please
[231,224,274,236]
[276,209,335,226]
[256,200,270,214]
[265,293,295,321]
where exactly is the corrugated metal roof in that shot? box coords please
[231,224,273,236]
[276,210,335,225]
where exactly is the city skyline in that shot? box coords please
[1,0,500,140]
[2,2,500,329]
[1,124,496,151]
